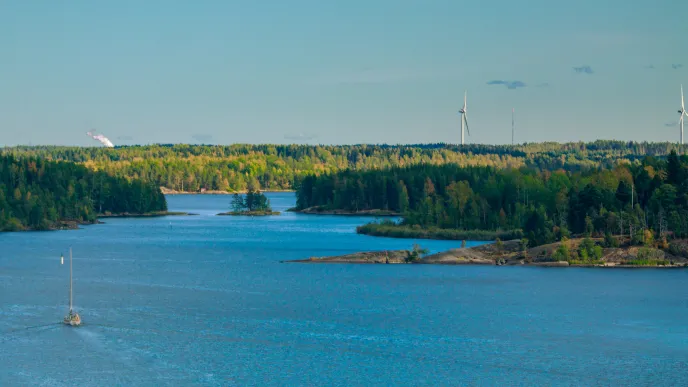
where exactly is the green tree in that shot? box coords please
[552,237,570,261]
[231,193,245,212]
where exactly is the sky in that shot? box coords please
[1,0,687,146]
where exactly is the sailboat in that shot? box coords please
[62,247,82,326]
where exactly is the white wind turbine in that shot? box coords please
[458,91,470,145]
[680,85,688,145]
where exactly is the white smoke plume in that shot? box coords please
[86,131,115,147]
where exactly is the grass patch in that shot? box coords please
[625,259,671,266]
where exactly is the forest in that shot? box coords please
[0,155,167,231]
[295,150,688,246]
[3,141,687,193]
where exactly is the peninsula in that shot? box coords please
[0,154,169,232]
[285,238,688,268]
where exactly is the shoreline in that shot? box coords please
[217,211,281,216]
[2,211,197,233]
[160,187,295,195]
[283,239,688,268]
[288,207,401,217]
[97,211,197,218]
[0,219,103,233]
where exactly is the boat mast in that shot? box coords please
[69,247,73,312]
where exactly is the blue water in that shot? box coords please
[1,193,687,386]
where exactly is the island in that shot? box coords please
[217,189,280,216]
[284,237,688,267]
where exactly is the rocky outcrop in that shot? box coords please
[284,250,411,264]
[285,238,688,268]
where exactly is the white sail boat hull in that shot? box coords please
[63,312,81,326]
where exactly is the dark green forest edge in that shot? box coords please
[294,149,688,267]
[0,155,168,231]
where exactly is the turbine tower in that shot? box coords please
[458,91,470,145]
[680,85,688,145]
[511,108,515,145]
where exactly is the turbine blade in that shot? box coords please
[464,91,467,109]
[682,84,685,110]
[464,114,470,135]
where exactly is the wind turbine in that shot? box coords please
[680,85,688,145]
[511,108,514,145]
[458,91,470,145]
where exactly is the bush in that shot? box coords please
[550,236,569,261]
[405,244,429,263]
[636,247,664,261]
[552,243,570,261]
[668,241,688,258]
[604,232,619,248]
[576,237,603,262]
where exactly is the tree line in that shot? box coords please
[296,150,688,246]
[3,141,687,193]
[0,155,167,231]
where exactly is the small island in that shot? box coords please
[217,188,280,216]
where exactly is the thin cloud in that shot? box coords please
[284,133,317,141]
[191,134,214,143]
[644,65,655,69]
[665,121,678,127]
[535,82,549,87]
[672,64,683,70]
[573,65,594,74]
[487,80,527,89]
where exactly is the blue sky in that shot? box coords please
[1,0,686,146]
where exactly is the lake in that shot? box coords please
[1,193,687,386]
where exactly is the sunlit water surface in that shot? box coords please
[1,193,687,386]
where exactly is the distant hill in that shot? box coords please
[2,141,684,193]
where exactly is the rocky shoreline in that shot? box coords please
[284,239,688,268]
[1,211,196,232]
[217,211,281,216]
[97,211,197,218]
[288,206,400,216]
